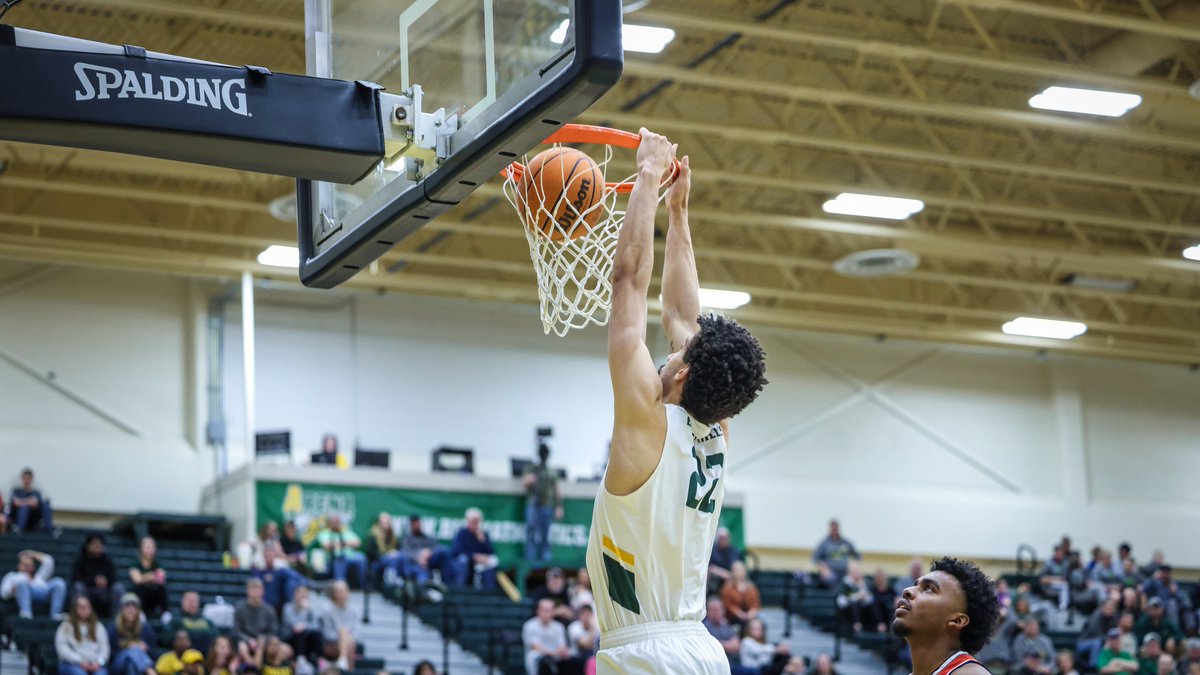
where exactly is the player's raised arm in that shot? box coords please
[661,155,699,353]
[606,129,675,492]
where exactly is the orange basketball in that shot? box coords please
[517,146,605,241]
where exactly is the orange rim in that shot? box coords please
[501,123,682,194]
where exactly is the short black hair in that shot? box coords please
[680,314,768,425]
[931,556,1000,655]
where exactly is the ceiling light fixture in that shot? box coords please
[551,20,675,54]
[1057,273,1137,293]
[1183,245,1200,261]
[1002,317,1088,340]
[822,193,924,220]
[658,288,751,310]
[257,245,300,269]
[1028,86,1142,117]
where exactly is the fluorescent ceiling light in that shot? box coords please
[1028,86,1142,117]
[822,192,924,220]
[658,288,751,310]
[1001,317,1088,340]
[1058,273,1137,293]
[551,20,675,54]
[257,245,300,269]
[1184,244,1200,261]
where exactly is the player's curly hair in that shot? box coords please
[679,314,768,425]
[931,556,1001,655]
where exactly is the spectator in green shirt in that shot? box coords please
[166,592,216,654]
[1099,628,1139,675]
[316,515,366,585]
[1140,634,1165,675]
[1137,599,1183,654]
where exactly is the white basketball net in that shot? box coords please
[502,143,669,336]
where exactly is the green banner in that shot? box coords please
[256,480,744,566]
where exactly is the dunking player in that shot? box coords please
[892,557,1002,675]
[585,128,768,673]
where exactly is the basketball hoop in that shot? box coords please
[501,124,682,336]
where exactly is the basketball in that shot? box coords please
[517,146,605,241]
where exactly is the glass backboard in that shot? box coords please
[297,0,623,288]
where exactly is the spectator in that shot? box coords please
[10,468,54,533]
[530,567,574,624]
[2,549,67,618]
[1157,656,1177,675]
[522,598,570,675]
[893,559,925,597]
[128,537,168,620]
[234,579,278,663]
[251,548,305,612]
[995,578,1012,612]
[56,595,110,675]
[1140,635,1164,675]
[1078,599,1121,669]
[316,515,367,586]
[1120,589,1143,618]
[1011,619,1055,674]
[813,519,860,588]
[107,594,156,675]
[257,637,295,675]
[1113,544,1135,576]
[1140,552,1166,579]
[321,581,360,671]
[703,596,740,664]
[166,591,217,655]
[1117,612,1139,656]
[238,522,286,570]
[720,561,762,628]
[397,515,450,586]
[1143,566,1192,630]
[1117,560,1141,590]
[281,585,323,668]
[1136,599,1183,654]
[523,442,563,564]
[1057,650,1080,675]
[1069,551,1105,614]
[0,492,7,534]
[205,636,240,675]
[708,527,741,596]
[312,433,339,466]
[739,617,790,673]
[72,535,123,619]
[1093,550,1121,589]
[868,568,896,633]
[367,512,403,580]
[1099,628,1139,675]
[279,521,307,573]
[451,508,498,589]
[811,653,838,675]
[1040,547,1070,611]
[835,561,872,635]
[567,604,599,662]
[412,662,437,675]
[568,568,594,612]
[1177,639,1200,675]
[153,630,195,675]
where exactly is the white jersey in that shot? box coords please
[586,403,727,633]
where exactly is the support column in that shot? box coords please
[241,272,256,468]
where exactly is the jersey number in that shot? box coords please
[686,448,724,513]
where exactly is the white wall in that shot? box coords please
[0,266,208,513]
[3,266,1198,566]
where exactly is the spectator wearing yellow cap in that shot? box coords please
[155,631,201,675]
